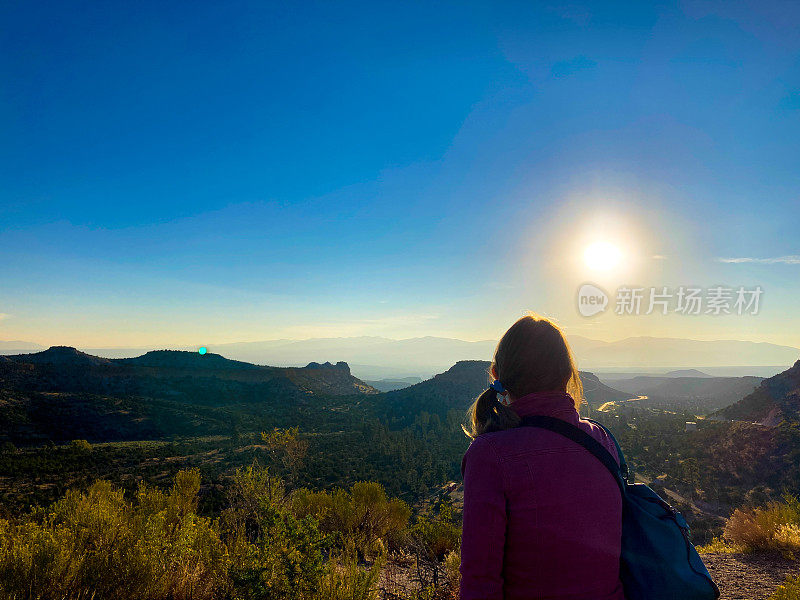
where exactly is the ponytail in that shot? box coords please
[463,313,582,439]
[464,385,521,439]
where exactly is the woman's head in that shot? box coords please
[465,313,583,438]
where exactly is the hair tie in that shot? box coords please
[490,379,506,394]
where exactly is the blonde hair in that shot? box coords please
[465,314,583,438]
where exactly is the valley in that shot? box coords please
[1,345,799,599]
[1,345,798,546]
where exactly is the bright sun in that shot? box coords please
[583,241,623,271]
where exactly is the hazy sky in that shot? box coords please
[2,1,800,348]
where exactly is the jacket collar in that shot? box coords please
[510,390,579,420]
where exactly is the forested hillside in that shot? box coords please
[0,348,469,508]
[718,360,800,424]
[2,349,800,598]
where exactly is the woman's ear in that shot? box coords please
[490,364,498,379]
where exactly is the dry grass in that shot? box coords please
[698,536,742,554]
[709,495,800,555]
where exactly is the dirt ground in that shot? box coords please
[378,551,799,599]
[702,552,799,600]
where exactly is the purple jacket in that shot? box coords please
[459,391,624,600]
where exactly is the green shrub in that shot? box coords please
[317,551,384,600]
[697,536,741,553]
[0,469,229,600]
[230,507,329,600]
[0,463,419,600]
[222,462,334,600]
[771,574,800,600]
[442,549,461,596]
[69,439,93,454]
[292,481,410,558]
[409,500,461,561]
[222,462,288,546]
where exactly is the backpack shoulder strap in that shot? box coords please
[585,417,630,481]
[518,415,625,494]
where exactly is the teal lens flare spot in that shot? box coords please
[198,347,207,355]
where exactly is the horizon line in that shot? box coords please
[2,332,800,352]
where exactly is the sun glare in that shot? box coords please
[583,241,623,272]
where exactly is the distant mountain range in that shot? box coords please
[567,336,799,371]
[95,336,800,377]
[2,336,797,378]
[663,368,713,378]
[0,340,45,352]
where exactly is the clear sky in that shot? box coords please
[2,1,799,348]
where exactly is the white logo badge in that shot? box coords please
[577,283,609,317]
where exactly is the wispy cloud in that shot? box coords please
[717,255,800,264]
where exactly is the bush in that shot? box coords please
[409,500,461,561]
[223,462,288,546]
[771,574,800,600]
[0,463,420,600]
[230,508,329,600]
[698,536,741,553]
[69,439,93,454]
[222,462,335,600]
[0,469,229,600]
[292,481,411,558]
[317,551,384,600]
[442,549,461,599]
[723,494,800,553]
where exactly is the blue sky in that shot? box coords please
[1,1,799,348]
